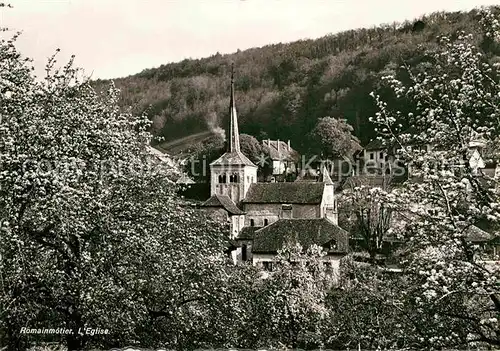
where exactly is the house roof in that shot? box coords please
[364,139,385,151]
[201,194,244,215]
[210,151,257,167]
[262,140,300,162]
[243,182,325,204]
[252,218,349,254]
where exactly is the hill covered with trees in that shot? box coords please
[92,6,500,154]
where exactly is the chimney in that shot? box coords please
[287,140,291,151]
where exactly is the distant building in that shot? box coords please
[200,65,349,274]
[261,139,300,181]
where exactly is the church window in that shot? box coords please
[218,175,223,183]
[222,174,227,183]
[264,218,268,226]
[250,219,255,227]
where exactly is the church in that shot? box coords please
[201,66,349,272]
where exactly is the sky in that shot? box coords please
[0,0,497,80]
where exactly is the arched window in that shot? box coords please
[264,219,269,226]
[250,219,255,227]
[218,175,223,183]
[222,174,227,183]
[230,173,238,183]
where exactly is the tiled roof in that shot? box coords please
[201,194,244,215]
[243,182,325,204]
[252,218,349,254]
[210,151,257,167]
[262,140,300,162]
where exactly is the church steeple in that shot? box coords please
[321,163,334,185]
[228,63,241,153]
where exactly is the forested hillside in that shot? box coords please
[92,7,500,154]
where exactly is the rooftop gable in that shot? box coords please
[252,218,349,253]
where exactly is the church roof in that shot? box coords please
[210,151,257,167]
[201,194,244,215]
[252,218,349,254]
[243,182,325,204]
[320,164,334,185]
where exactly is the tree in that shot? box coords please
[339,185,395,263]
[239,133,262,162]
[0,36,229,350]
[369,7,500,348]
[308,117,361,160]
[251,244,333,349]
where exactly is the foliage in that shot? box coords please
[243,244,334,349]
[0,35,229,351]
[339,185,395,262]
[367,6,500,348]
[239,133,262,163]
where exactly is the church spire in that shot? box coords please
[228,63,241,153]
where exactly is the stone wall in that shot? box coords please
[243,203,321,227]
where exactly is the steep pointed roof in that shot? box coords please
[210,152,256,167]
[210,64,257,168]
[320,164,334,185]
[228,63,240,153]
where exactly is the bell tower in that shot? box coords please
[209,64,257,204]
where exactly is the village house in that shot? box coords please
[261,139,300,182]
[200,66,349,273]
